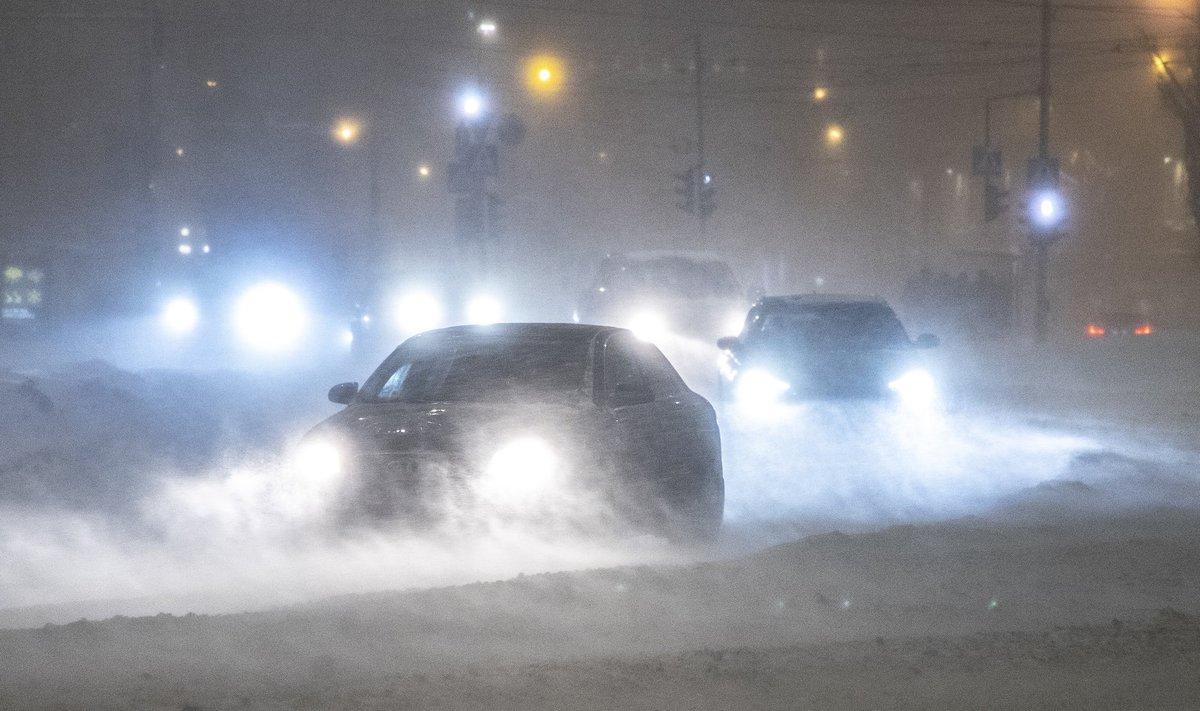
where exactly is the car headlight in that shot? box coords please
[160,297,199,336]
[887,368,938,406]
[628,310,669,343]
[294,438,343,485]
[393,290,444,334]
[478,436,559,505]
[234,282,307,352]
[735,368,790,405]
[466,294,504,325]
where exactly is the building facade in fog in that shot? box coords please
[2,0,1197,331]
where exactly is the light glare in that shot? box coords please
[628,310,669,343]
[161,297,199,336]
[466,294,504,325]
[395,290,444,333]
[458,90,485,118]
[295,439,343,486]
[479,437,559,507]
[234,282,307,353]
[888,368,938,407]
[735,368,791,406]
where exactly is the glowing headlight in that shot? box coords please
[160,297,199,336]
[628,310,669,343]
[722,310,746,337]
[234,282,307,352]
[294,438,343,485]
[478,436,559,505]
[888,368,938,405]
[466,294,504,325]
[735,368,790,405]
[394,290,444,334]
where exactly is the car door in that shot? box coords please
[595,332,660,481]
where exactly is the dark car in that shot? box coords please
[1085,312,1155,338]
[302,323,724,538]
[576,251,749,344]
[716,295,939,404]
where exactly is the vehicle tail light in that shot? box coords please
[1134,323,1154,336]
[1086,323,1106,338]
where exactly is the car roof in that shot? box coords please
[406,323,621,346]
[607,249,732,264]
[756,293,890,310]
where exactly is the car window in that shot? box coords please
[600,333,650,399]
[599,333,685,400]
[638,342,687,395]
[361,336,590,403]
[749,303,910,349]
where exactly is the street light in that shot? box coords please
[418,164,431,178]
[1029,188,1066,230]
[1153,53,1170,75]
[332,118,361,145]
[477,19,497,37]
[458,89,485,119]
[812,86,828,102]
[525,54,565,96]
[825,123,845,147]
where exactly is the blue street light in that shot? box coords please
[458,89,486,119]
[1029,188,1065,230]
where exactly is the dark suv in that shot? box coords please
[717,295,939,403]
[303,324,724,538]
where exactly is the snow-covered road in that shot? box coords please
[0,337,1198,708]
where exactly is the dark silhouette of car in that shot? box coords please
[576,251,749,343]
[1085,313,1155,338]
[716,295,940,403]
[302,323,724,538]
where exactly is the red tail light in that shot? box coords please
[1086,323,1106,338]
[1134,324,1154,336]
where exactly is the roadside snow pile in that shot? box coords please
[0,361,314,510]
[3,515,1200,710]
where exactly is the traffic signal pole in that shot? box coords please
[1033,0,1054,343]
[693,37,708,241]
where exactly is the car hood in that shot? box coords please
[311,399,594,455]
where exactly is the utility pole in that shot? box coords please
[1037,0,1051,161]
[693,36,708,241]
[674,37,716,239]
[1029,0,1062,343]
[139,1,164,260]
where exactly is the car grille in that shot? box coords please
[349,449,467,520]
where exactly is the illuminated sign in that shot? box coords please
[2,265,44,320]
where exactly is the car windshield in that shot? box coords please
[751,303,910,349]
[599,257,741,298]
[359,334,590,403]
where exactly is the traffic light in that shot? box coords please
[1026,156,1065,234]
[1029,188,1065,232]
[984,182,1008,222]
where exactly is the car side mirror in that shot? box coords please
[915,334,940,349]
[328,381,359,405]
[609,381,653,408]
[716,336,740,351]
